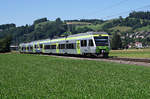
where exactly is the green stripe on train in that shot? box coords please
[56,43,59,53]
[33,43,36,53]
[76,40,81,54]
[96,46,110,53]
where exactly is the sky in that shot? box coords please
[0,0,150,26]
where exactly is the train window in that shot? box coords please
[40,44,43,48]
[35,45,40,48]
[35,45,37,48]
[66,44,69,49]
[27,47,29,50]
[51,45,56,49]
[62,44,65,49]
[50,45,52,49]
[70,44,74,49]
[45,45,50,49]
[23,47,26,50]
[89,39,94,46]
[66,43,75,49]
[30,46,33,50]
[59,44,65,49]
[94,36,108,46]
[81,40,87,47]
[58,44,61,49]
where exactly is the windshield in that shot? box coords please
[94,36,109,46]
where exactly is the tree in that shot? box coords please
[111,32,122,50]
[0,23,16,30]
[0,35,12,53]
[33,18,48,25]
[75,26,93,33]
[129,11,150,20]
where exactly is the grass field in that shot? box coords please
[110,48,150,58]
[0,54,150,98]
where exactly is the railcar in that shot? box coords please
[19,32,110,57]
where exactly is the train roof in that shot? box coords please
[67,32,108,37]
[20,32,108,46]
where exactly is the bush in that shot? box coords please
[0,35,12,53]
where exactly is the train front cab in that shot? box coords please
[93,34,110,58]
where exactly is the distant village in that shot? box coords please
[121,31,150,49]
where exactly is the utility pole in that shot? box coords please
[67,23,70,33]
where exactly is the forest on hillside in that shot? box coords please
[0,11,150,50]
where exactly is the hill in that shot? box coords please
[0,11,150,48]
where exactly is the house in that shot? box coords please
[10,45,18,51]
[135,42,143,48]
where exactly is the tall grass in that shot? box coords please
[0,54,150,98]
[110,49,150,58]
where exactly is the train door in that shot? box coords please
[65,41,69,54]
[80,40,88,54]
[33,43,35,53]
[42,44,45,53]
[56,43,59,53]
[88,39,95,53]
[37,42,40,53]
[76,40,81,54]
[26,45,28,52]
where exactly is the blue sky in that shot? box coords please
[0,0,150,26]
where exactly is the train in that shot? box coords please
[19,32,110,57]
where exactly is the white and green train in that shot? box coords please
[19,32,110,57]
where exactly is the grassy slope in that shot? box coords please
[76,18,150,33]
[0,54,150,98]
[110,49,150,58]
[75,21,112,31]
[109,26,132,32]
[136,25,150,31]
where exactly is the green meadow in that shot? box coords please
[0,54,150,98]
[110,48,150,58]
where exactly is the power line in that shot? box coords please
[71,3,150,21]
[100,4,150,19]
[100,0,129,11]
[80,0,129,19]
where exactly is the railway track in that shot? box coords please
[49,54,150,66]
[108,57,150,63]
[19,52,150,66]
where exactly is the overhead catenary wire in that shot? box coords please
[94,0,130,13]
[100,4,150,19]
[79,0,129,19]
[67,1,150,22]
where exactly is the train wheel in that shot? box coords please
[103,53,108,58]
